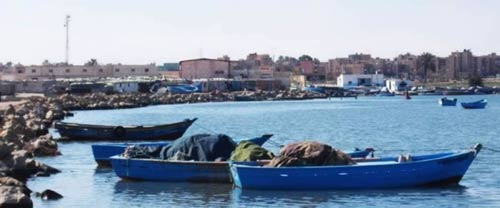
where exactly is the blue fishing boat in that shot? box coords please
[439,97,457,106]
[55,118,197,141]
[92,134,274,166]
[166,83,202,94]
[304,85,327,94]
[110,147,375,183]
[229,144,481,190]
[461,99,487,109]
[92,142,168,166]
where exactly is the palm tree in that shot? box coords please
[417,52,436,84]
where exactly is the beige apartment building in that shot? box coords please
[0,64,158,80]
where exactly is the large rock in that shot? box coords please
[0,142,14,160]
[35,189,63,200]
[25,159,60,175]
[44,110,54,121]
[0,176,32,208]
[0,129,23,148]
[3,105,16,116]
[26,134,60,156]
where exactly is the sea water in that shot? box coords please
[29,95,500,207]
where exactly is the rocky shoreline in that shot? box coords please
[59,90,326,110]
[0,89,323,207]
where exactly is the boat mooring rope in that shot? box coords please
[376,146,500,154]
[483,146,500,153]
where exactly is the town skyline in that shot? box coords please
[1,49,498,66]
[1,0,499,64]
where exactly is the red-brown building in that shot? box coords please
[179,58,231,79]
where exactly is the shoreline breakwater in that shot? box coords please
[59,90,326,110]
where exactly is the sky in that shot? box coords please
[1,0,499,65]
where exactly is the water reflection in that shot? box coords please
[231,186,468,207]
[114,180,232,205]
[94,167,113,174]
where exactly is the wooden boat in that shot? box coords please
[55,118,197,141]
[110,148,375,183]
[439,97,457,106]
[461,99,487,109]
[92,134,273,166]
[229,144,482,190]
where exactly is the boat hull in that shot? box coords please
[461,100,487,109]
[93,134,273,166]
[230,148,480,190]
[92,142,169,166]
[55,118,196,141]
[110,148,374,183]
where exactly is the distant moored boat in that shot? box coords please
[55,118,197,141]
[439,97,457,106]
[461,99,487,109]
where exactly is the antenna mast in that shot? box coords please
[64,15,71,64]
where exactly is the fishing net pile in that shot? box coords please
[266,141,356,167]
[230,141,275,162]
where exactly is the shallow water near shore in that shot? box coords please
[29,95,500,207]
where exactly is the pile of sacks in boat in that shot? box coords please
[123,134,354,167]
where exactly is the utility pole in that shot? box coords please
[64,15,71,64]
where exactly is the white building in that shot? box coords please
[385,78,413,93]
[336,74,385,88]
[112,81,139,93]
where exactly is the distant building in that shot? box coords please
[447,49,476,80]
[179,58,231,79]
[476,53,500,77]
[326,53,381,82]
[0,64,158,81]
[386,78,413,93]
[112,81,139,93]
[158,63,180,71]
[336,74,384,88]
[348,53,372,61]
[300,60,314,74]
[392,53,418,79]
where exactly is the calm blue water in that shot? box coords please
[29,95,500,207]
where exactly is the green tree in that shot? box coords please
[417,52,436,83]
[468,73,484,87]
[298,55,313,62]
[85,58,98,66]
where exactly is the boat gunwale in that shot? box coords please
[231,149,477,170]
